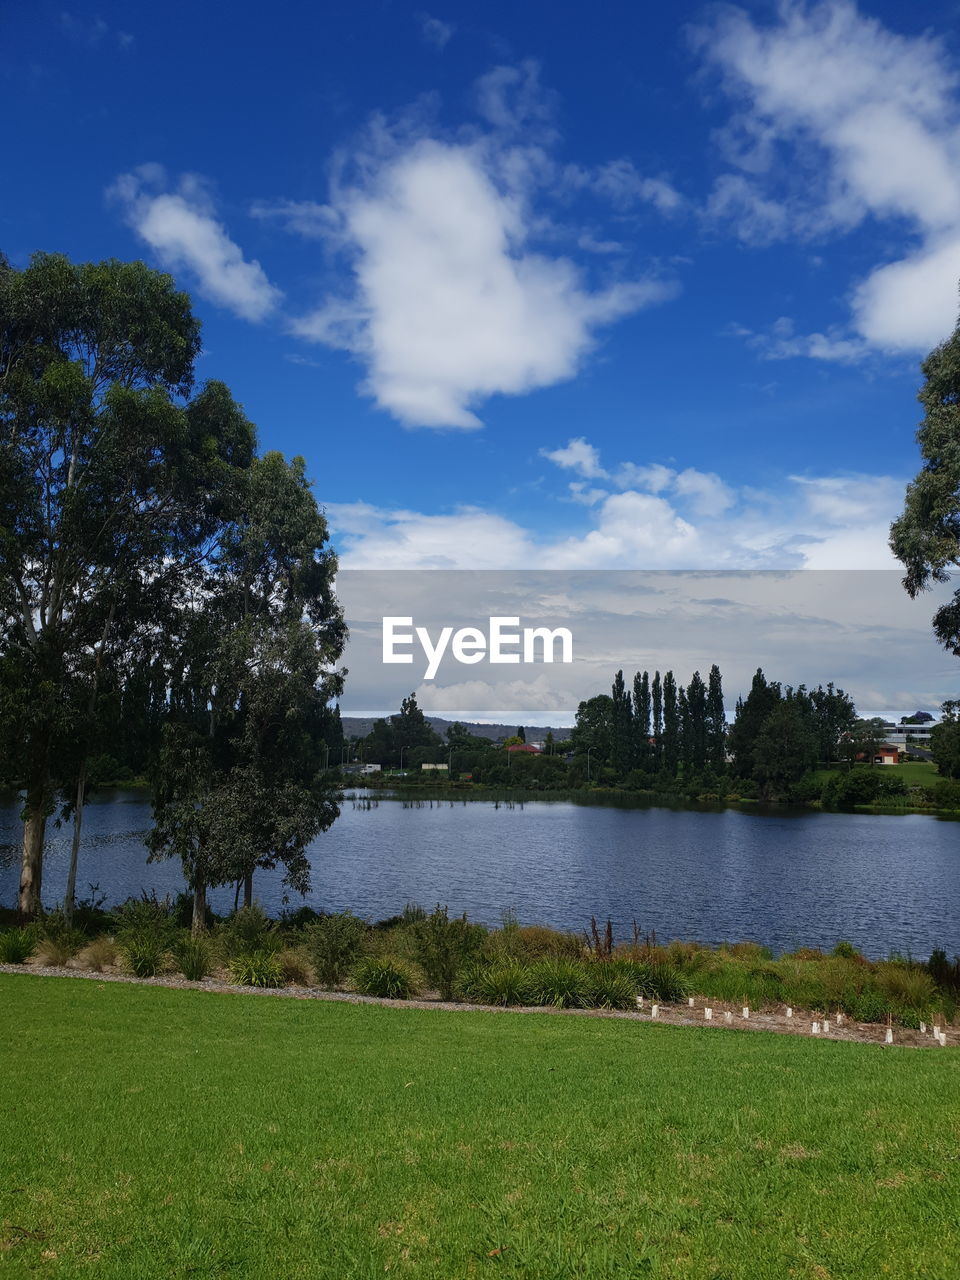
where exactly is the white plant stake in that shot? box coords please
[938,1030,947,1047]
[920,1021,926,1034]
[724,1010,733,1023]
[836,1012,843,1026]
[635,996,644,1008]
[785,1007,793,1018]
[651,1003,659,1018]
[934,1024,941,1038]
[742,1007,750,1019]
[811,1021,820,1035]
[704,1007,713,1020]
[688,997,695,1007]
[885,1028,894,1044]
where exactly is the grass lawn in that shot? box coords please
[813,761,939,788]
[2,976,959,1279]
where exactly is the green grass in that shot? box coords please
[814,761,938,787]
[2,976,959,1279]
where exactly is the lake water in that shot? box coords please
[1,791,958,958]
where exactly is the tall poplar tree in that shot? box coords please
[633,670,651,768]
[662,671,679,776]
[706,664,726,771]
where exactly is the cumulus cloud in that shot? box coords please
[290,137,675,428]
[265,63,681,428]
[540,437,608,479]
[108,165,281,322]
[324,446,904,572]
[696,0,960,354]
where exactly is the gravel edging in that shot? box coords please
[1,962,952,1049]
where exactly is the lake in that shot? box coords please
[1,791,958,958]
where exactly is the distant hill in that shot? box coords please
[341,715,573,742]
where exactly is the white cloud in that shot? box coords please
[697,1,960,354]
[249,199,338,239]
[418,13,453,49]
[325,459,904,572]
[291,137,676,428]
[109,166,281,322]
[673,468,735,517]
[540,437,608,479]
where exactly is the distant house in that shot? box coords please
[874,744,903,766]
[359,762,381,774]
[421,762,448,771]
[506,743,541,754]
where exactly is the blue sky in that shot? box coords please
[4,0,960,573]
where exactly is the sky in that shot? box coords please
[4,0,960,715]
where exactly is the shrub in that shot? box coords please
[875,962,937,1009]
[304,912,368,986]
[843,988,891,1024]
[459,962,532,1006]
[34,936,76,966]
[218,905,281,960]
[76,937,118,972]
[616,960,690,1003]
[585,963,639,1010]
[278,948,312,986]
[0,928,35,964]
[413,905,486,1000]
[527,959,590,1009]
[352,956,419,999]
[229,950,283,988]
[111,893,177,946]
[173,934,212,981]
[832,941,862,960]
[516,924,583,959]
[122,935,166,978]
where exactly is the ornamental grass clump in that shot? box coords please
[173,934,213,982]
[122,935,166,978]
[278,948,313,986]
[352,956,419,1000]
[76,937,118,972]
[304,912,368,987]
[585,962,640,1010]
[0,928,35,965]
[229,950,284,988]
[459,962,532,1006]
[527,959,590,1009]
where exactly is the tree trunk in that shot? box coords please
[192,880,207,935]
[63,763,87,925]
[243,869,253,910]
[18,809,46,920]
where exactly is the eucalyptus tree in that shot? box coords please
[0,252,254,917]
[891,307,960,651]
[147,452,346,930]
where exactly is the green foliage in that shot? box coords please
[122,936,166,978]
[413,905,486,1000]
[173,934,213,982]
[229,950,284,988]
[832,940,861,959]
[0,928,35,964]
[278,948,313,986]
[527,959,590,1008]
[585,963,640,1010]
[459,962,532,1006]
[352,956,419,999]
[111,894,178,947]
[304,912,368,986]
[217,906,282,960]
